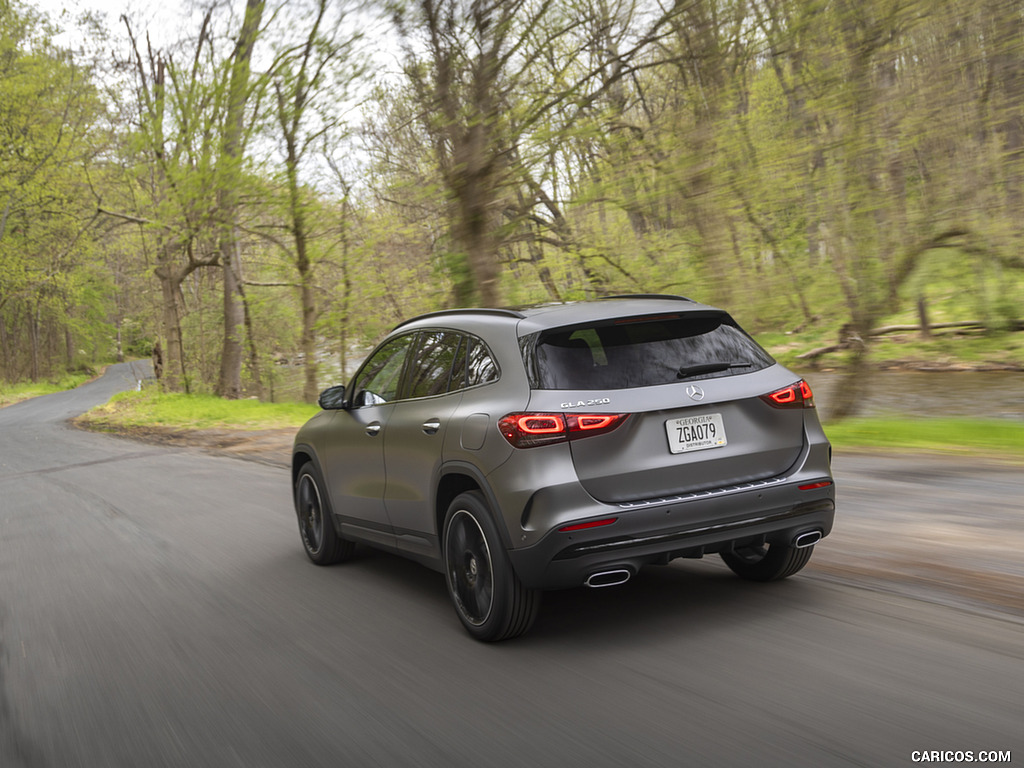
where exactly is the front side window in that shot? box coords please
[350,335,414,406]
[527,312,774,390]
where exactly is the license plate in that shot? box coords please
[665,413,727,454]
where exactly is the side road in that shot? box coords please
[73,415,1024,623]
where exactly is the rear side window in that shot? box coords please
[527,313,774,390]
[406,331,463,398]
[397,331,497,399]
[466,338,499,387]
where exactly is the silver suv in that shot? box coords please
[292,296,835,641]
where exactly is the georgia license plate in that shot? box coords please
[665,413,727,454]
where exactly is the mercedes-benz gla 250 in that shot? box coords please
[291,295,835,641]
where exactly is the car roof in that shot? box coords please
[391,295,720,336]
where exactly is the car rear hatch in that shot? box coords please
[520,310,808,504]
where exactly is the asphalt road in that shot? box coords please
[1,363,1020,767]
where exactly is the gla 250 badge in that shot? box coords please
[560,397,612,409]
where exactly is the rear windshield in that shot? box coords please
[524,312,775,390]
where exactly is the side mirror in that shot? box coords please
[317,385,347,410]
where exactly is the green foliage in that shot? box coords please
[79,387,318,430]
[4,0,1023,409]
[0,1,112,382]
[0,369,94,407]
[825,418,1024,460]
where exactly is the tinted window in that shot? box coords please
[351,335,414,406]
[448,335,467,391]
[530,313,774,390]
[406,331,462,398]
[466,338,499,387]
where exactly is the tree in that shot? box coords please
[114,11,223,392]
[216,0,265,399]
[268,0,362,402]
[391,0,687,306]
[1,0,107,381]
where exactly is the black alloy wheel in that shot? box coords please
[295,462,355,565]
[446,508,494,627]
[442,492,540,641]
[720,541,813,582]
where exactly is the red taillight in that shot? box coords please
[558,517,618,532]
[761,380,816,409]
[576,415,618,430]
[516,415,565,434]
[498,412,629,448]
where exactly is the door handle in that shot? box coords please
[422,420,441,435]
[365,422,382,436]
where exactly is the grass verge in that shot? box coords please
[0,371,96,408]
[77,388,319,430]
[78,388,1024,461]
[824,417,1024,461]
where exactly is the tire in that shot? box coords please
[720,541,813,582]
[442,491,540,642]
[294,462,355,565]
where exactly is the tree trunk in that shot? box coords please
[0,314,10,381]
[115,317,125,363]
[218,245,245,399]
[450,118,501,307]
[825,339,871,421]
[156,265,188,393]
[299,266,318,403]
[239,281,262,398]
[280,92,319,402]
[65,326,74,370]
[917,296,931,338]
[216,0,264,399]
[29,303,41,382]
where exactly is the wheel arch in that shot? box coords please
[292,444,322,487]
[435,462,513,550]
[291,447,339,536]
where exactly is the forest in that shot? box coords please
[1,0,1022,417]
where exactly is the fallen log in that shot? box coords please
[796,344,844,361]
[796,319,1023,361]
[868,321,986,336]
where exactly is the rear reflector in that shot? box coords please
[558,518,618,532]
[798,481,833,491]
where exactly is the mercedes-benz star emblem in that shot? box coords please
[686,385,705,401]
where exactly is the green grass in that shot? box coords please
[79,388,319,430]
[78,388,1024,461]
[0,371,96,408]
[825,417,1024,459]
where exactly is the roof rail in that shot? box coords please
[599,293,695,303]
[391,307,526,331]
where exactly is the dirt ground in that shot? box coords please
[76,421,1024,623]
[78,423,298,468]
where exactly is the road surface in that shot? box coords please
[1,364,1020,767]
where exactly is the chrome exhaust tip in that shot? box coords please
[584,569,631,588]
[793,530,822,549]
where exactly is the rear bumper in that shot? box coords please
[507,480,835,590]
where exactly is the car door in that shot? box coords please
[322,334,414,547]
[383,331,465,557]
